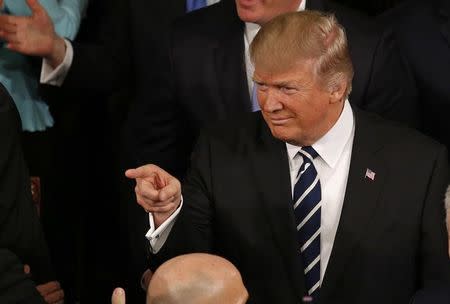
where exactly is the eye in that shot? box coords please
[280,86,298,95]
[256,83,268,91]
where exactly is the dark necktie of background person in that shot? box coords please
[186,0,207,12]
[293,146,322,300]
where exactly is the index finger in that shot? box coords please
[125,164,162,179]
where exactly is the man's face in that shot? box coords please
[254,61,342,146]
[235,0,301,25]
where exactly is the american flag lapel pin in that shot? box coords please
[365,168,376,181]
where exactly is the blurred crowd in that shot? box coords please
[0,0,449,303]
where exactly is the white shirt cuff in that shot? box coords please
[40,39,74,86]
[145,198,183,254]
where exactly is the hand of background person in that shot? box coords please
[24,264,64,304]
[111,288,126,304]
[0,0,66,67]
[125,164,181,228]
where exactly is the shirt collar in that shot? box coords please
[286,99,354,169]
[244,0,306,45]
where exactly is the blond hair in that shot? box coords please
[250,10,354,97]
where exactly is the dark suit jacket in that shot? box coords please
[123,0,419,299]
[382,0,450,160]
[52,1,189,301]
[410,283,450,304]
[0,249,44,304]
[0,84,54,285]
[151,108,450,304]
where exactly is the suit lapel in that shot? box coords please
[213,4,252,115]
[320,110,387,302]
[248,117,306,300]
[437,0,450,49]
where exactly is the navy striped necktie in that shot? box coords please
[293,146,321,299]
[186,0,207,12]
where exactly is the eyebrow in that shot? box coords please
[253,78,302,87]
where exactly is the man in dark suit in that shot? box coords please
[0,83,64,303]
[121,1,417,296]
[381,0,450,160]
[126,11,450,304]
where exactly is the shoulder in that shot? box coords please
[196,112,265,150]
[355,109,446,157]
[380,1,435,31]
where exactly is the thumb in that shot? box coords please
[26,0,44,15]
[111,287,126,304]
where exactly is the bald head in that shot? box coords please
[147,254,248,304]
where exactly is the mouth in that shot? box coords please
[269,117,292,126]
[237,0,257,8]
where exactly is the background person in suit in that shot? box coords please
[111,253,248,304]
[380,0,450,162]
[126,11,450,304]
[0,82,63,303]
[409,283,450,304]
[147,253,248,304]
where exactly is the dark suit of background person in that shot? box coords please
[40,0,189,302]
[380,0,450,162]
[410,284,450,304]
[37,0,132,301]
[0,249,45,304]
[335,0,406,16]
[0,83,55,287]
[150,109,450,304]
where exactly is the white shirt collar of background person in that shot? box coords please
[207,0,221,6]
[244,0,306,97]
[286,99,355,281]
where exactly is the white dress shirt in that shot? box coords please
[147,100,355,283]
[286,99,354,281]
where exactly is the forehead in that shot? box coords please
[253,59,317,84]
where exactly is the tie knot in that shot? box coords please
[300,146,319,160]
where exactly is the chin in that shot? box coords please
[237,11,260,23]
[269,127,294,143]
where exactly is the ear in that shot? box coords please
[328,78,347,104]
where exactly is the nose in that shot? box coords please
[260,88,283,112]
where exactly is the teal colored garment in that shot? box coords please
[1,0,88,131]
